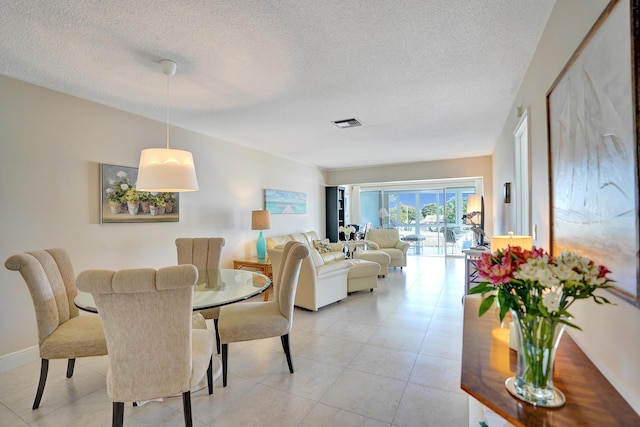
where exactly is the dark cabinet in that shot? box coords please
[326,186,345,242]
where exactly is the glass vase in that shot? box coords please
[506,309,567,407]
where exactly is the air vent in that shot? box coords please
[332,118,362,128]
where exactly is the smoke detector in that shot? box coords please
[332,118,362,128]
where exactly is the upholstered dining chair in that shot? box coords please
[76,265,216,427]
[4,248,108,410]
[176,237,225,354]
[218,241,309,387]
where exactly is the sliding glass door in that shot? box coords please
[359,185,478,257]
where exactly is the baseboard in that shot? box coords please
[0,346,39,373]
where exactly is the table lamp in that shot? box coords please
[252,210,271,260]
[490,232,532,252]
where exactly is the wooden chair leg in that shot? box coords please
[66,358,76,378]
[207,357,213,395]
[32,359,49,409]
[221,343,228,387]
[213,318,221,354]
[281,334,294,373]
[182,391,193,427]
[112,402,124,427]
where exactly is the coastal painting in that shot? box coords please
[547,0,639,306]
[264,189,306,214]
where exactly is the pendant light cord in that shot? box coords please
[166,70,170,149]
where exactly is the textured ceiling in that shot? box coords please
[0,0,554,170]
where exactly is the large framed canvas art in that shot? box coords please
[547,0,640,306]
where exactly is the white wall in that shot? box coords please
[493,0,640,413]
[0,75,326,359]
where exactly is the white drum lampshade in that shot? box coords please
[490,233,532,252]
[136,148,198,192]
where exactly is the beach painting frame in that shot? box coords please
[547,0,639,306]
[264,189,306,214]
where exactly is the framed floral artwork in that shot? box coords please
[100,163,179,223]
[547,0,639,306]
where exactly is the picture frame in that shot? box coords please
[547,0,639,306]
[100,163,179,223]
[264,189,307,214]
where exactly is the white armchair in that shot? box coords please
[365,229,410,268]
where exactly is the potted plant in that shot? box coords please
[149,193,166,216]
[138,191,152,213]
[124,188,140,215]
[105,176,130,214]
[163,192,176,213]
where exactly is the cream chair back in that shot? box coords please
[277,242,309,325]
[176,237,225,270]
[76,265,200,402]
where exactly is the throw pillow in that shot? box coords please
[313,239,332,254]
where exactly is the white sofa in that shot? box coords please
[266,231,350,311]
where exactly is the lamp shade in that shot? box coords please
[465,194,482,224]
[251,210,271,230]
[491,234,532,252]
[136,148,198,192]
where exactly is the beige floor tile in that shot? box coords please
[319,369,406,423]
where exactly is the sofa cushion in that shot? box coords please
[312,239,332,254]
[266,235,292,249]
[302,231,320,246]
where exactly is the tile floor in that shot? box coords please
[0,255,469,427]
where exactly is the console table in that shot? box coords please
[462,248,487,294]
[233,258,273,301]
[461,295,639,426]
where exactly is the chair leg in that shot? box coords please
[66,358,76,378]
[214,318,221,354]
[281,334,294,373]
[112,402,124,427]
[207,357,213,395]
[32,359,49,409]
[221,343,228,387]
[182,391,193,427]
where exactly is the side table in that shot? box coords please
[233,258,273,301]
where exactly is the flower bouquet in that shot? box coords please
[469,245,613,406]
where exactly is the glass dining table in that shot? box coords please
[74,268,271,313]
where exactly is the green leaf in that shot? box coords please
[478,295,496,317]
[469,282,492,294]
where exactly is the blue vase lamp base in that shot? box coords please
[505,377,566,408]
[256,231,267,261]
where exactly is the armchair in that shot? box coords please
[365,228,410,269]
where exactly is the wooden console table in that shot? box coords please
[461,295,639,426]
[233,258,273,301]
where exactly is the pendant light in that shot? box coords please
[136,59,199,192]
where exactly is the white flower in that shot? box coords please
[542,285,563,313]
[106,188,113,194]
[120,183,129,190]
[117,171,127,178]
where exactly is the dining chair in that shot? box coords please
[176,237,225,354]
[218,241,309,387]
[76,264,216,427]
[4,248,108,410]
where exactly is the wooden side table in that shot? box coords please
[233,258,273,301]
